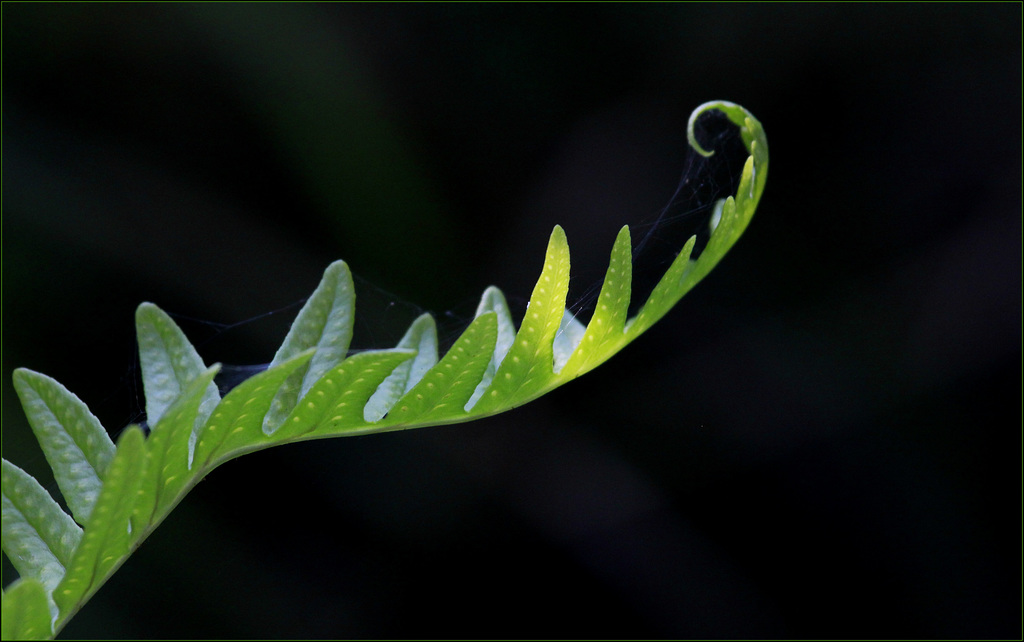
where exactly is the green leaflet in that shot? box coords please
[2,101,766,639]
[470,225,572,415]
[133,367,221,526]
[363,313,439,423]
[137,303,221,429]
[136,303,221,468]
[2,578,52,641]
[558,225,633,378]
[53,427,147,629]
[191,351,316,469]
[263,259,355,435]
[272,350,418,440]
[466,286,517,410]
[11,370,115,525]
[1,460,82,621]
[380,313,499,426]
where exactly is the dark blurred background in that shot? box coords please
[2,4,1020,638]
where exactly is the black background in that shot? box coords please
[3,4,1020,638]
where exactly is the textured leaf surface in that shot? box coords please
[1,460,82,604]
[53,427,146,624]
[136,303,220,430]
[558,225,633,378]
[134,367,220,526]
[192,351,315,469]
[471,226,571,414]
[273,349,417,440]
[382,312,498,426]
[2,578,52,641]
[465,286,517,410]
[625,235,698,339]
[11,369,114,524]
[364,313,439,422]
[263,260,355,434]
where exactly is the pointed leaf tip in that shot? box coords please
[363,313,438,423]
[135,302,220,432]
[263,260,355,434]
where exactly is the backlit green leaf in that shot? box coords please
[383,312,498,426]
[273,349,417,440]
[1,459,82,616]
[363,313,439,422]
[2,578,52,641]
[136,303,221,461]
[263,260,355,434]
[53,426,147,626]
[134,367,220,526]
[11,369,115,524]
[470,225,571,414]
[192,350,315,469]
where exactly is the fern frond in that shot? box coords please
[1,101,766,639]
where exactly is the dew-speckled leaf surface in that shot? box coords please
[11,369,115,525]
[1,460,82,602]
[136,303,221,431]
[54,427,146,623]
[263,260,355,434]
[382,312,498,426]
[2,578,52,641]
[364,313,439,422]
